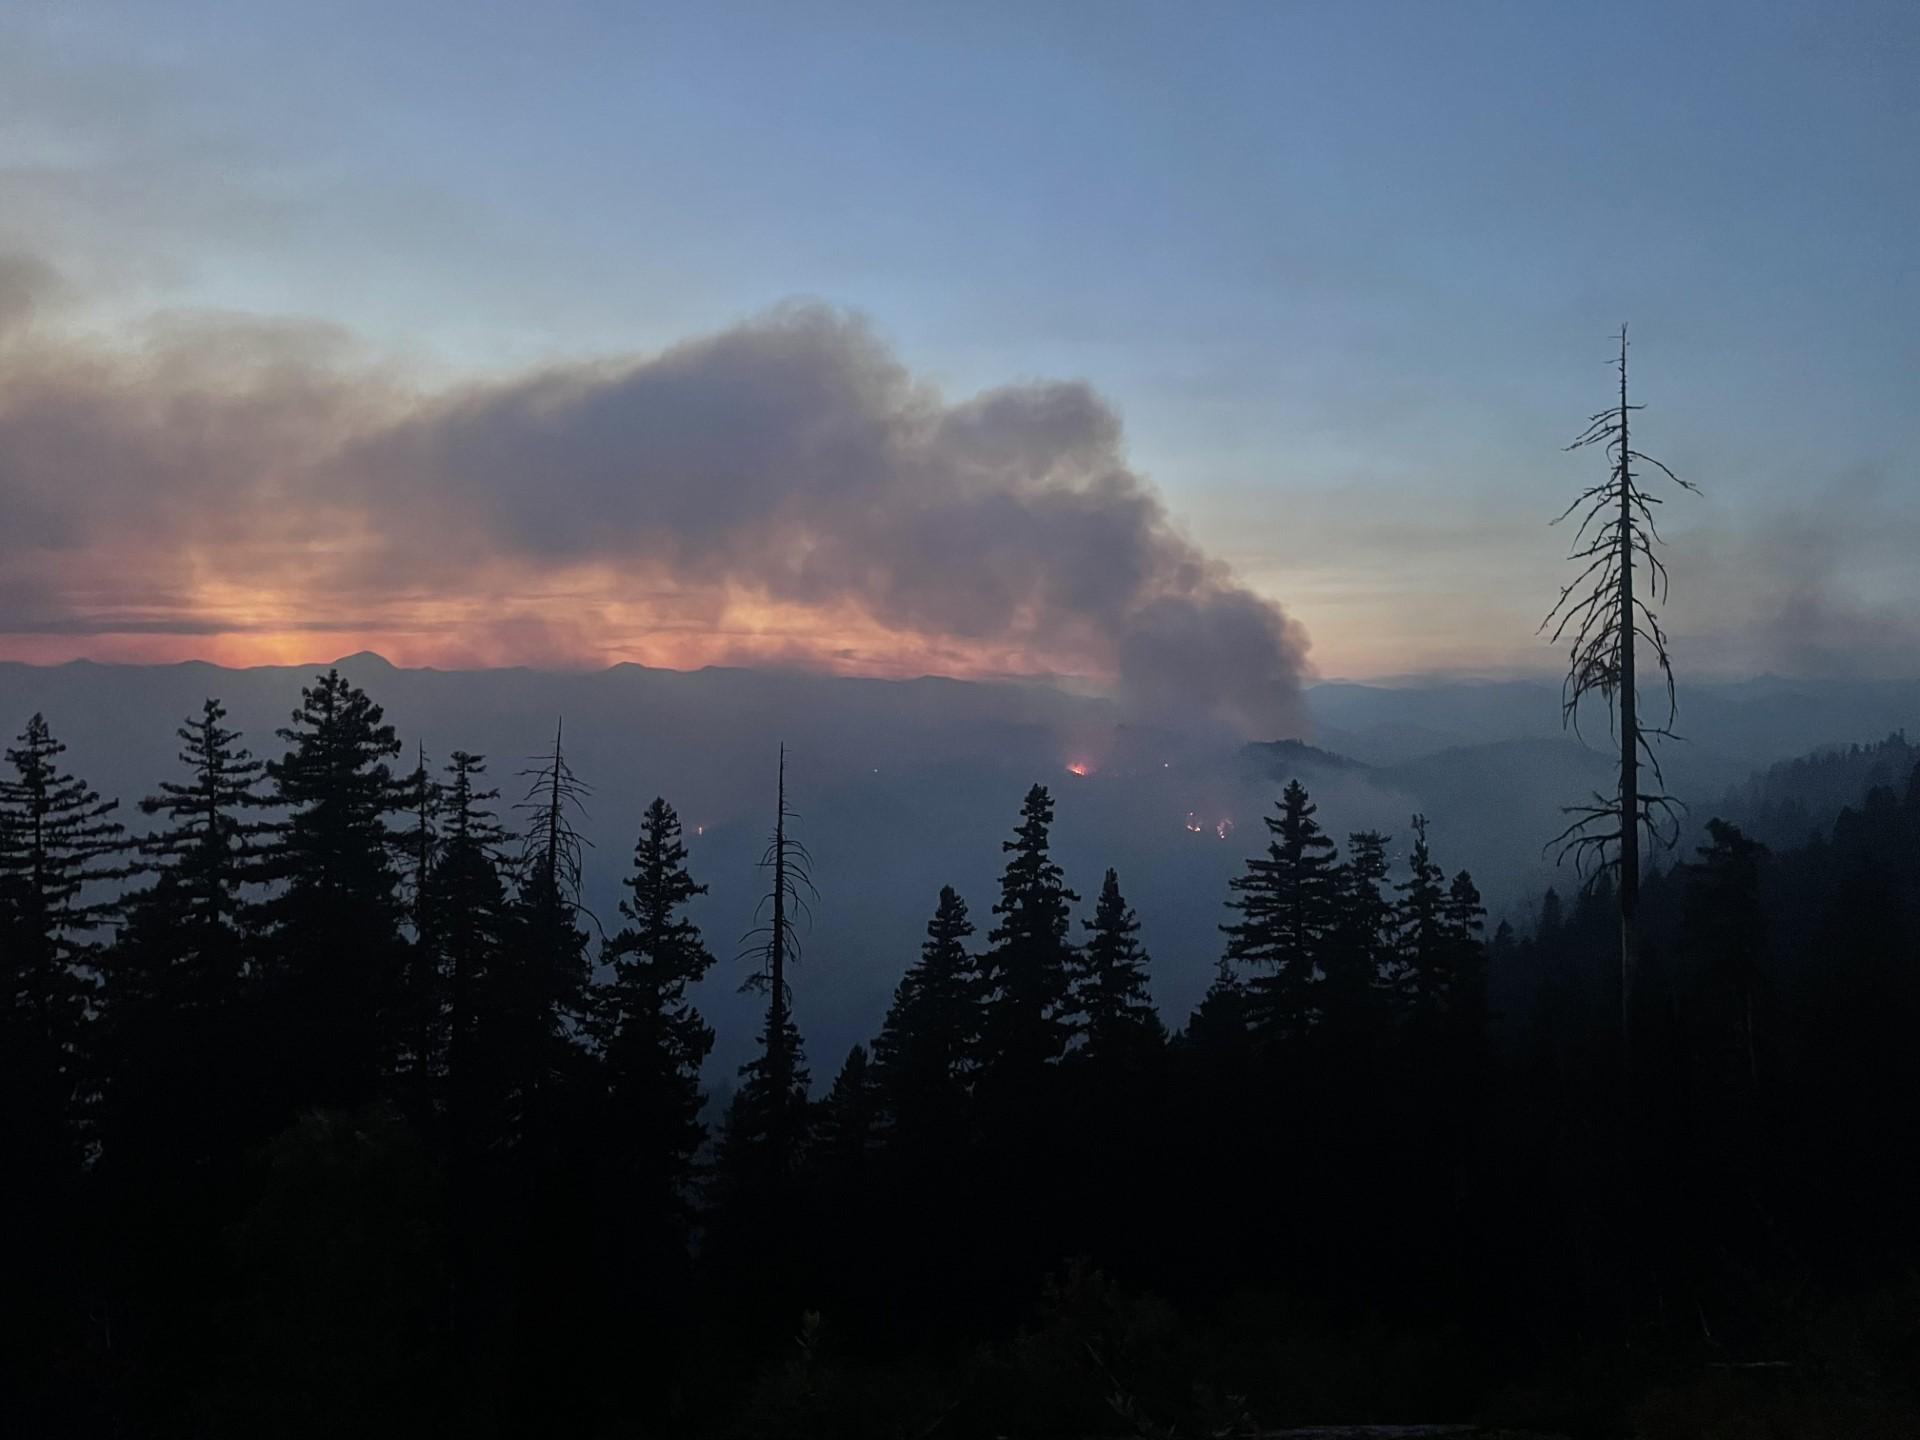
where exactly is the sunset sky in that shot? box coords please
[3,0,1916,702]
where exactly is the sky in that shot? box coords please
[1,0,1916,705]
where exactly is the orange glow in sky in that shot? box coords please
[0,559,1123,684]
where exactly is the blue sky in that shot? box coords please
[2,0,1916,679]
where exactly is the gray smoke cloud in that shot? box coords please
[0,282,1311,736]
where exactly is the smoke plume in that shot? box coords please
[0,282,1310,736]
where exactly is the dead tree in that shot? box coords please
[514,717,598,1037]
[515,717,594,921]
[1541,325,1697,1042]
[739,742,816,1185]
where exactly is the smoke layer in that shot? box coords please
[0,286,1309,735]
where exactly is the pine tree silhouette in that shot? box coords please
[0,713,127,1149]
[1442,869,1488,1022]
[1183,957,1250,1054]
[123,698,271,1009]
[1681,819,1769,1087]
[979,784,1078,1086]
[107,699,273,1188]
[261,668,407,1108]
[1223,778,1336,1043]
[425,751,514,1144]
[1072,867,1165,1065]
[1393,814,1450,1019]
[396,742,443,1101]
[873,884,978,1145]
[815,1042,881,1180]
[1324,828,1395,1027]
[598,796,716,1219]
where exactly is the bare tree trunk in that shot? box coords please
[768,742,789,1182]
[544,719,563,899]
[1542,323,1698,1330]
[1616,332,1638,1049]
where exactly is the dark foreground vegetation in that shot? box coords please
[4,669,1918,1436]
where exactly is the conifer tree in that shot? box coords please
[261,668,407,1106]
[1537,887,1565,943]
[1682,819,1770,1086]
[426,752,514,1138]
[1222,778,1337,1042]
[814,1043,881,1181]
[978,784,1078,1085]
[1072,868,1165,1064]
[873,885,978,1143]
[396,743,443,1095]
[1394,814,1451,1019]
[1324,829,1395,1025]
[1183,958,1250,1054]
[402,743,440,939]
[1442,870,1489,1027]
[105,701,273,1190]
[715,1010,812,1196]
[122,699,270,1008]
[599,796,716,1214]
[0,714,127,1140]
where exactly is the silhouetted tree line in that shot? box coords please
[4,671,1918,1435]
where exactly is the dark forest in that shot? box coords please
[4,665,1918,1437]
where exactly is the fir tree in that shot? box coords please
[123,698,271,1008]
[599,796,716,1214]
[1394,814,1451,1019]
[0,714,127,1142]
[396,743,443,1096]
[402,742,440,940]
[1442,869,1489,1026]
[426,752,514,1139]
[978,784,1078,1084]
[261,668,407,1106]
[1536,887,1565,943]
[1682,819,1770,1086]
[1222,778,1337,1042]
[1072,868,1165,1064]
[873,885,978,1143]
[715,1009,812,1196]
[1324,828,1395,1026]
[814,1043,881,1181]
[104,701,272,1196]
[1183,958,1250,1054]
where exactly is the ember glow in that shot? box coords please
[1066,761,1093,777]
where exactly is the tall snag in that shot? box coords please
[514,717,595,1035]
[1542,325,1696,1040]
[736,743,815,1187]
[516,719,593,929]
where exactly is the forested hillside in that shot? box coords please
[5,669,1918,1435]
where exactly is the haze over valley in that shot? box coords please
[8,654,1912,1077]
